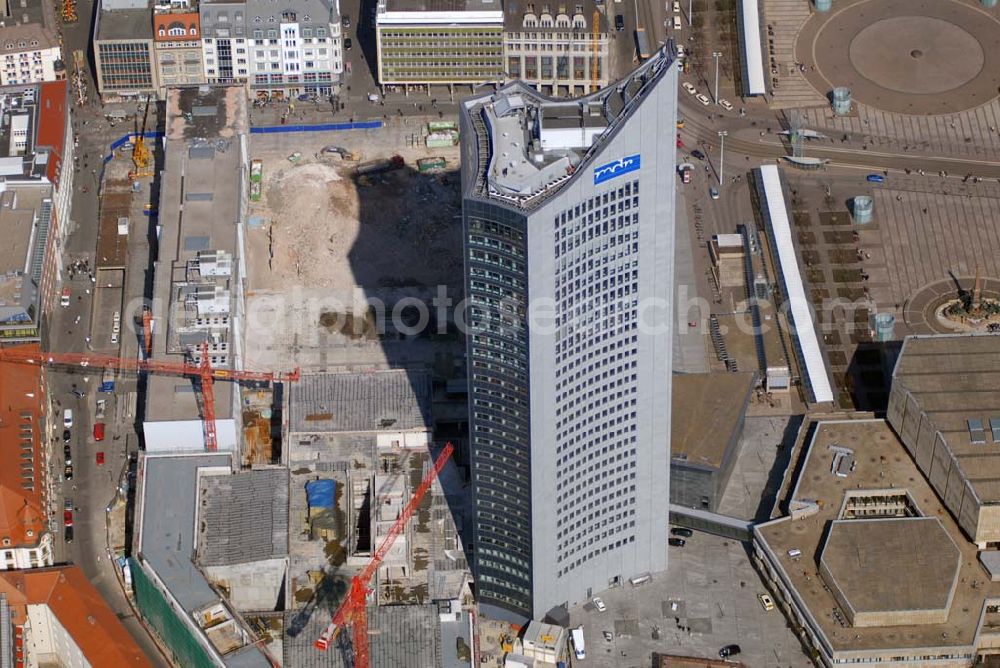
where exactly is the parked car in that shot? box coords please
[695,93,710,106]
[60,288,70,307]
[592,597,607,612]
[345,37,353,50]
[63,444,71,459]
[719,99,733,111]
[671,527,693,537]
[681,81,697,95]
[719,644,742,659]
[866,173,885,183]
[63,510,73,527]
[95,399,106,420]
[96,451,105,465]
[63,409,73,428]
[64,464,73,480]
[668,537,686,547]
[342,14,351,27]
[62,429,71,443]
[758,593,775,611]
[681,167,692,184]
[603,630,614,642]
[710,186,720,200]
[673,0,680,11]
[615,14,624,31]
[64,526,73,543]
[691,149,706,160]
[93,422,105,442]
[64,497,72,511]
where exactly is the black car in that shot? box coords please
[668,537,686,547]
[719,644,742,659]
[64,525,73,543]
[691,149,706,161]
[345,37,353,50]
[614,14,624,31]
[63,444,71,459]
[64,464,73,480]
[342,14,351,27]
[63,429,71,443]
[671,527,693,538]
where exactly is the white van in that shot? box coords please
[571,626,586,660]
[63,409,73,428]
[673,15,682,30]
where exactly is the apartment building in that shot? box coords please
[0,23,63,86]
[502,0,609,96]
[460,50,678,622]
[375,0,503,89]
[199,0,250,84]
[153,9,206,93]
[245,0,342,100]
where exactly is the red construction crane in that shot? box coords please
[314,442,455,665]
[0,342,300,451]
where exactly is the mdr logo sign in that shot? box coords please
[593,154,641,185]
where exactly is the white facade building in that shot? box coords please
[0,24,62,86]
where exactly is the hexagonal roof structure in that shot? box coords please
[819,517,960,627]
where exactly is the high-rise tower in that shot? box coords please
[459,49,678,622]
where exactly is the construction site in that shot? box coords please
[243,123,465,372]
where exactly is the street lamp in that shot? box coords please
[688,0,693,27]
[712,52,722,104]
[717,130,727,185]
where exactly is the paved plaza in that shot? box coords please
[798,0,1000,114]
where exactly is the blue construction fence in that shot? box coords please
[250,120,383,134]
[97,121,381,183]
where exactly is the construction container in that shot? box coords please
[250,159,263,202]
[417,157,447,173]
[831,87,852,116]
[814,0,832,11]
[852,195,873,224]
[983,0,998,7]
[426,130,459,148]
[427,120,458,133]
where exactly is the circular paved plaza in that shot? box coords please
[798,0,1000,114]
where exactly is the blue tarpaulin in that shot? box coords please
[306,479,336,509]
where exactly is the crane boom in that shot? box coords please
[0,343,300,452]
[0,347,300,383]
[314,442,455,666]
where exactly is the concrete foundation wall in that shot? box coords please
[202,559,286,611]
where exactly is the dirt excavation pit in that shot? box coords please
[247,153,464,295]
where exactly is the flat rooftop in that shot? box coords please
[820,517,960,623]
[671,372,755,469]
[195,468,289,566]
[283,604,441,668]
[139,454,233,614]
[462,48,675,209]
[755,419,1000,654]
[0,185,49,312]
[146,86,247,423]
[138,454,273,667]
[384,0,498,14]
[892,334,1000,502]
[289,369,432,433]
[97,8,153,41]
[96,185,130,269]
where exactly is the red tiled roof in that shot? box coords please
[0,345,45,548]
[36,80,67,187]
[0,567,153,666]
[153,12,200,42]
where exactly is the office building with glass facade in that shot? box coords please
[93,8,159,99]
[459,48,678,623]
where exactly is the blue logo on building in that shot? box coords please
[593,154,641,185]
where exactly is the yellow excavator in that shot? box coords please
[130,95,153,180]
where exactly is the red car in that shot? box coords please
[63,510,73,527]
[93,422,105,441]
[96,452,105,465]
